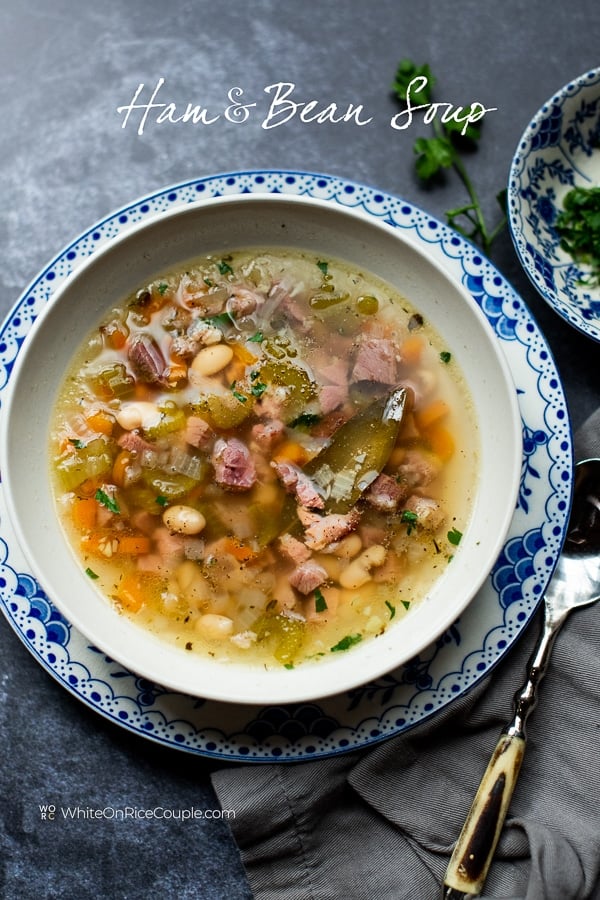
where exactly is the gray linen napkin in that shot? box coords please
[211,416,600,900]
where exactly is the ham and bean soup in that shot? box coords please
[50,248,478,667]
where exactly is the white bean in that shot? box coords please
[338,544,387,590]
[115,401,161,431]
[191,343,234,377]
[163,505,206,535]
[330,533,362,559]
[196,613,234,640]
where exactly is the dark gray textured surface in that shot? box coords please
[0,1,598,898]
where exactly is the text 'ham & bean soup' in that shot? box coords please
[49,248,479,668]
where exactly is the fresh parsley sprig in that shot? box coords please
[392,59,506,255]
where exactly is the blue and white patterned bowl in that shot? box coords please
[508,68,600,341]
[0,192,522,707]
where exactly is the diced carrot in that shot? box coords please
[400,334,425,364]
[117,534,151,556]
[273,441,309,466]
[231,342,258,365]
[112,450,134,488]
[115,572,145,612]
[85,410,114,436]
[134,382,154,400]
[220,536,258,563]
[414,399,450,432]
[165,356,188,386]
[72,497,97,531]
[81,532,151,557]
[426,424,455,461]
[78,477,104,498]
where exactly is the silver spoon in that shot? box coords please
[442,457,600,899]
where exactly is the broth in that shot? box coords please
[49,248,478,668]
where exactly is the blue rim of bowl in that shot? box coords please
[0,169,573,762]
[508,67,600,342]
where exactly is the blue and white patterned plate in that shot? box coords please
[508,67,600,342]
[0,171,572,762]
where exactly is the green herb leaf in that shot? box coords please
[204,312,234,328]
[440,351,452,364]
[155,495,168,507]
[290,412,321,429]
[314,588,328,613]
[317,260,329,276]
[85,567,99,579]
[331,633,363,652]
[69,438,85,450]
[447,527,463,546]
[401,600,411,610]
[391,58,506,254]
[442,108,481,143]
[230,382,248,404]
[250,381,267,398]
[385,600,396,619]
[218,259,234,276]
[392,59,435,105]
[555,186,600,285]
[248,331,264,343]
[414,136,456,180]
[94,488,120,515]
[401,509,419,535]
[157,282,169,295]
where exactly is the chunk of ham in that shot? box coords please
[288,560,328,595]
[319,383,348,415]
[272,461,325,509]
[351,336,399,384]
[251,420,286,452]
[404,494,445,531]
[364,472,410,512]
[397,449,441,489]
[298,507,361,551]
[278,533,312,565]
[127,333,168,385]
[117,431,156,454]
[212,438,257,491]
[184,415,215,450]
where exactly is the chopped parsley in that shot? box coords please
[385,600,396,619]
[248,331,264,343]
[250,380,267,399]
[290,412,321,429]
[218,259,234,276]
[331,633,363,652]
[401,600,411,610]
[157,282,169,295]
[314,588,328,613]
[155,495,168,507]
[85,567,99,580]
[68,438,85,450]
[555,186,600,286]
[401,509,419,534]
[284,662,295,670]
[94,488,120,515]
[317,260,329,276]
[447,527,463,546]
[204,312,234,328]
[440,351,452,364]
[230,382,248,404]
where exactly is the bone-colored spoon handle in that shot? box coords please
[442,604,565,898]
[442,731,526,897]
